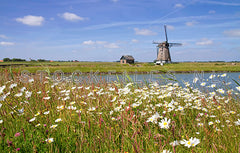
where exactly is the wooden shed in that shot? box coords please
[120,55,134,64]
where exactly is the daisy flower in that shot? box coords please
[43,97,50,100]
[162,150,172,153]
[35,112,40,116]
[0,85,5,94]
[57,105,64,110]
[216,89,225,94]
[146,112,160,124]
[178,106,184,111]
[209,92,216,96]
[193,77,198,83]
[55,118,62,122]
[208,121,214,125]
[170,140,179,146]
[43,111,50,115]
[50,124,58,129]
[184,82,190,87]
[45,138,54,143]
[29,117,36,122]
[29,78,34,82]
[180,137,200,148]
[70,101,76,105]
[159,117,171,129]
[210,84,216,88]
[200,82,206,86]
[35,123,41,127]
[221,73,227,77]
[209,74,215,79]
[15,93,23,97]
[234,119,240,126]
[9,83,17,89]
[236,86,240,92]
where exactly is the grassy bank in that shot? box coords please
[0,62,240,73]
[0,72,239,152]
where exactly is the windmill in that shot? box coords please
[153,25,182,65]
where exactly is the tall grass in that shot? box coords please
[0,72,239,152]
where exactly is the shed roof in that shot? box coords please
[120,55,134,60]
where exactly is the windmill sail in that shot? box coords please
[164,25,168,43]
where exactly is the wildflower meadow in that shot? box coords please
[0,72,240,152]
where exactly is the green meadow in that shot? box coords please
[0,71,240,152]
[0,61,240,73]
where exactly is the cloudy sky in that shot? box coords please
[0,0,240,62]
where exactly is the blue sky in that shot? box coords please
[0,0,240,62]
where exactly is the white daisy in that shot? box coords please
[236,86,240,92]
[216,88,225,94]
[146,112,160,124]
[29,117,36,122]
[50,124,58,129]
[159,117,171,129]
[200,82,206,86]
[45,138,54,143]
[221,73,227,77]
[43,111,50,115]
[170,140,179,146]
[210,84,216,88]
[55,118,62,122]
[180,137,200,148]
[234,119,240,126]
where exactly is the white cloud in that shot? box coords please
[60,12,85,22]
[134,28,157,36]
[200,1,240,6]
[82,40,95,45]
[208,10,216,14]
[185,21,198,26]
[0,34,7,39]
[174,3,184,8]
[111,0,119,2]
[82,40,119,48]
[131,39,139,43]
[196,38,213,45]
[96,41,107,45]
[82,40,107,45]
[0,41,15,46]
[16,15,44,26]
[104,43,119,48]
[166,25,174,30]
[223,29,240,37]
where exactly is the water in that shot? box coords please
[69,72,240,89]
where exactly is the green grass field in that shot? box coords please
[0,61,240,74]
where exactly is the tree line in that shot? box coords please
[3,58,26,62]
[3,58,51,62]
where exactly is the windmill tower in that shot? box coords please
[153,25,182,65]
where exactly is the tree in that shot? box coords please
[3,58,11,62]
